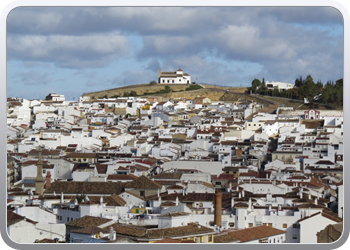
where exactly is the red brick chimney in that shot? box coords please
[214,190,222,227]
[45,171,51,189]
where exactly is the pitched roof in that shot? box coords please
[153,172,183,180]
[106,223,214,240]
[70,226,109,235]
[124,175,162,189]
[44,181,126,195]
[226,225,285,242]
[7,211,37,226]
[107,174,138,181]
[214,233,240,243]
[79,194,127,207]
[66,215,112,228]
[154,238,195,243]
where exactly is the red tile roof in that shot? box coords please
[226,225,285,242]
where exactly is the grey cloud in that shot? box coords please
[6,7,252,38]
[7,33,129,68]
[145,58,161,72]
[261,7,343,25]
[18,71,52,85]
[111,70,154,86]
[7,6,343,85]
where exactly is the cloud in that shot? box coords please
[17,71,52,85]
[6,6,344,94]
[7,33,129,68]
[145,58,161,72]
[111,70,154,86]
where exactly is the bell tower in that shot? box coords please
[158,68,162,83]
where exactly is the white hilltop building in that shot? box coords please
[158,68,191,84]
[265,81,294,92]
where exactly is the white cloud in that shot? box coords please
[7,33,129,68]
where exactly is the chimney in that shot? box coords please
[100,196,103,206]
[231,197,234,208]
[44,171,51,189]
[308,192,311,200]
[176,196,179,206]
[35,147,44,195]
[109,227,116,241]
[242,189,245,197]
[157,189,160,197]
[60,192,64,203]
[314,198,318,206]
[248,198,252,212]
[214,190,222,228]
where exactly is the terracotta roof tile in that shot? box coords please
[66,215,112,227]
[125,175,162,189]
[226,225,285,242]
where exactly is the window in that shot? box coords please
[293,234,297,239]
[249,223,253,227]
[283,223,287,228]
[268,223,272,227]
[293,224,297,228]
[140,191,145,196]
[215,182,221,186]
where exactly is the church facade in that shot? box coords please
[158,68,191,84]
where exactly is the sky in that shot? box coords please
[6,6,344,101]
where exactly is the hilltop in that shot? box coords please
[81,83,335,110]
[82,83,250,101]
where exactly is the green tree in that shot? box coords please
[76,194,86,203]
[251,79,262,93]
[130,90,137,96]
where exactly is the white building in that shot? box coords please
[298,211,343,243]
[158,68,191,84]
[265,81,294,91]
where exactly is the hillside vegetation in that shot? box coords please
[82,83,251,102]
[83,84,193,99]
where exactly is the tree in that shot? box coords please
[258,79,268,95]
[76,194,86,203]
[250,79,262,93]
[295,76,303,87]
[130,90,137,96]
[149,80,157,85]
